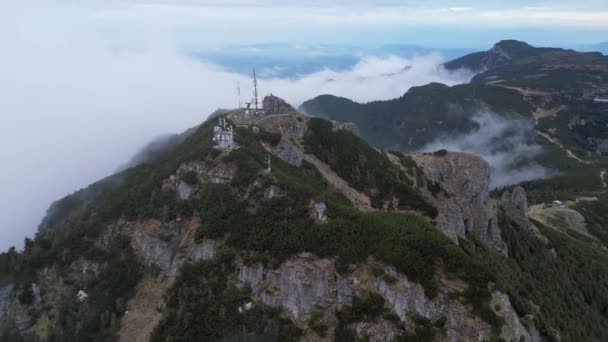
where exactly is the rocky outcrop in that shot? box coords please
[0,283,13,320]
[491,292,541,342]
[108,217,216,273]
[264,184,281,199]
[500,186,532,230]
[238,254,537,341]
[2,268,72,339]
[414,152,507,253]
[188,239,217,262]
[263,95,296,115]
[176,181,197,200]
[255,114,307,168]
[162,159,236,198]
[309,200,328,223]
[333,121,360,137]
[273,139,302,167]
[129,220,186,272]
[239,255,340,319]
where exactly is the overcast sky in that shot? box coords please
[1,1,607,252]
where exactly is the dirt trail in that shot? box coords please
[532,105,566,124]
[536,131,591,165]
[494,84,551,97]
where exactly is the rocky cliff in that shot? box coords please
[413,151,507,253]
[239,253,539,342]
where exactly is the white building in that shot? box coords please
[213,117,236,150]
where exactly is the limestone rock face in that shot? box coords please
[188,239,217,262]
[129,220,186,272]
[163,159,236,198]
[238,255,336,319]
[491,292,541,342]
[273,140,302,167]
[263,95,296,115]
[176,181,197,201]
[108,217,216,274]
[238,255,537,341]
[414,152,507,253]
[500,186,531,230]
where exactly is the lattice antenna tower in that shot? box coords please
[253,68,259,112]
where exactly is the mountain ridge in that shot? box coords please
[0,100,554,341]
[3,41,608,341]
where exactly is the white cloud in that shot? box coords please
[0,2,472,251]
[420,112,551,189]
[93,1,608,30]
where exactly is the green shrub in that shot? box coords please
[152,259,301,342]
[394,315,446,342]
[181,170,198,185]
[18,285,34,305]
[303,118,437,217]
[335,292,390,341]
[307,312,329,337]
[196,184,242,240]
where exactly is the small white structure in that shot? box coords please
[77,290,88,302]
[552,200,566,208]
[265,155,272,173]
[594,98,608,103]
[238,302,253,313]
[213,117,236,150]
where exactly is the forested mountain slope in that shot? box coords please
[2,96,608,341]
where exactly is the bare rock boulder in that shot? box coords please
[309,200,328,223]
[263,95,295,115]
[333,121,360,137]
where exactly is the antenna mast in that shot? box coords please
[253,68,259,113]
[237,81,241,109]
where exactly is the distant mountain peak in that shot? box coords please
[445,39,537,71]
[493,39,533,51]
